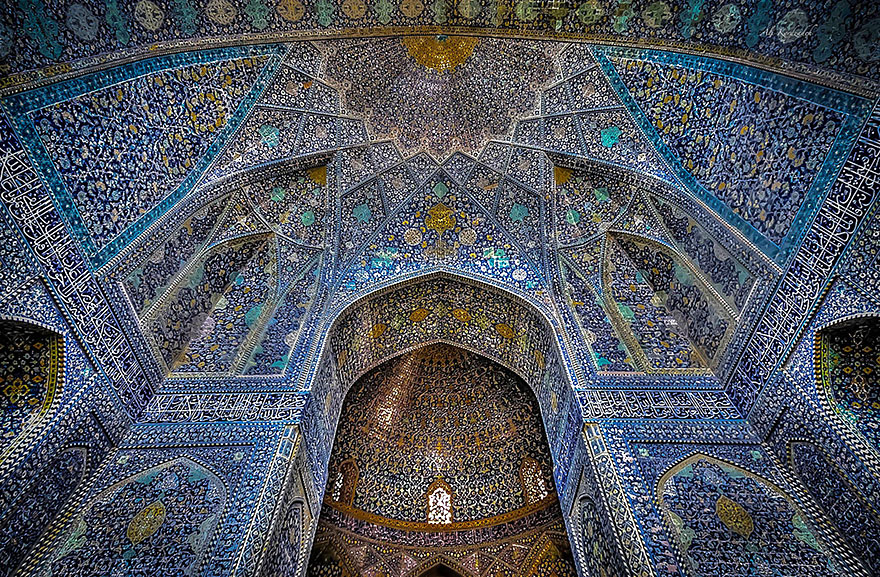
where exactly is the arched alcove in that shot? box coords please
[305,343,578,577]
[789,440,880,574]
[602,235,710,374]
[0,318,63,466]
[36,456,227,577]
[143,232,274,373]
[600,231,737,374]
[301,272,583,496]
[611,232,735,368]
[658,454,845,577]
[0,318,75,575]
[816,316,880,458]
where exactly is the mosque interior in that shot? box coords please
[0,1,879,576]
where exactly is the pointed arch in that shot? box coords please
[316,270,573,394]
[301,272,588,574]
[658,453,843,577]
[409,560,474,577]
[304,271,583,493]
[40,456,227,577]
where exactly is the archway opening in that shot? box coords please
[0,318,61,462]
[305,343,577,576]
[0,318,66,575]
[817,317,880,455]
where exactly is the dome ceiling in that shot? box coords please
[324,343,556,525]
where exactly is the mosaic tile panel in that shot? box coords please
[30,55,268,250]
[661,457,840,576]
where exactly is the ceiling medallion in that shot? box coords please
[401,35,480,74]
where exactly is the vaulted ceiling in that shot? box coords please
[1,8,878,577]
[1,5,876,420]
[325,344,555,524]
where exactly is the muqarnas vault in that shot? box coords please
[0,2,879,576]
